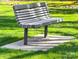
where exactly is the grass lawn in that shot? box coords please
[0,2,78,59]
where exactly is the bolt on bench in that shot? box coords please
[13,2,63,45]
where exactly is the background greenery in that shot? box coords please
[0,1,78,59]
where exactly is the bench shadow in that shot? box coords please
[7,41,77,59]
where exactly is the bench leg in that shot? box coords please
[44,25,48,38]
[24,28,28,45]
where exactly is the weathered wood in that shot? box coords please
[13,2,48,21]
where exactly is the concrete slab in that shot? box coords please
[1,35,74,51]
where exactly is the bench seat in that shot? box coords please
[19,17,63,28]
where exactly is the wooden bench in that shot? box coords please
[13,2,63,45]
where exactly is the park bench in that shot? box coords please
[13,2,63,45]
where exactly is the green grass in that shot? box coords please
[0,2,78,59]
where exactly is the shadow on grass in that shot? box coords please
[49,31,77,38]
[7,41,77,59]
[0,36,23,46]
[0,16,20,29]
[50,21,78,29]
[0,35,34,46]
[49,8,78,14]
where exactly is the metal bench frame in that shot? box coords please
[24,25,48,45]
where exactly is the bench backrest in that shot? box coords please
[13,2,49,22]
